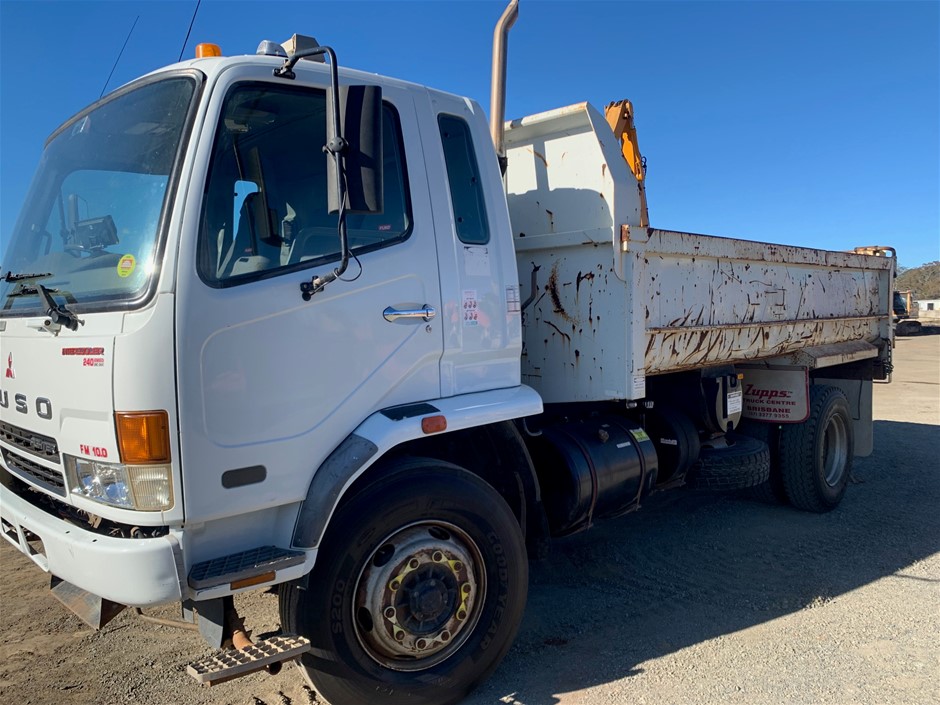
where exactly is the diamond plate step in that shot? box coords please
[188,545,304,590]
[187,634,311,685]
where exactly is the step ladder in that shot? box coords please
[187,634,311,685]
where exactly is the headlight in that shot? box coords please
[64,455,173,511]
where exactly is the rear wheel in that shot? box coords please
[779,385,853,512]
[280,458,528,705]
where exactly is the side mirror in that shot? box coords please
[327,84,384,214]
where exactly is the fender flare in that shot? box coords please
[291,385,543,549]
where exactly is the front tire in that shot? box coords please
[281,458,528,705]
[779,385,853,512]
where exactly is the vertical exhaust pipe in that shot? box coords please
[490,0,519,173]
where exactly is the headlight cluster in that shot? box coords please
[65,455,173,511]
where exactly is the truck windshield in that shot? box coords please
[1,75,198,316]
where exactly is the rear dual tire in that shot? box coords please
[779,385,853,512]
[739,385,853,512]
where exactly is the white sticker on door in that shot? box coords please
[464,246,490,277]
[462,290,479,327]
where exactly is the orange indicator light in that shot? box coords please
[115,411,171,464]
[421,415,447,434]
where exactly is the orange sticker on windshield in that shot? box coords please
[117,254,136,278]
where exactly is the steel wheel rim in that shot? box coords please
[822,413,849,487]
[353,521,486,672]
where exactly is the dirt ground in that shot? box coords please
[1,332,938,705]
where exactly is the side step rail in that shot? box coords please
[188,545,305,590]
[187,634,311,685]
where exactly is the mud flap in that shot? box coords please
[49,575,126,629]
[738,364,810,423]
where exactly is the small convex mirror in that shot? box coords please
[327,85,384,214]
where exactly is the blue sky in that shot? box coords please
[2,0,937,268]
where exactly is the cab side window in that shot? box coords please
[438,114,490,245]
[199,83,412,286]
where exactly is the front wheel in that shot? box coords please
[280,458,528,705]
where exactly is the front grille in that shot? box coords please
[0,421,60,463]
[1,448,66,497]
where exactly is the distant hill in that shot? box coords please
[897,261,940,300]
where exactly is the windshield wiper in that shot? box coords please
[3,270,52,283]
[2,272,84,331]
[35,284,84,331]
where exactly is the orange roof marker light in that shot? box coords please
[195,43,222,58]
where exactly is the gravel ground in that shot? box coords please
[1,332,938,705]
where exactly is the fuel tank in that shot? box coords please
[527,415,658,536]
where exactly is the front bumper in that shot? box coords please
[0,483,183,607]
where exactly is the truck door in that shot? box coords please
[174,69,442,524]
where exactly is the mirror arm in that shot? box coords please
[276,47,352,301]
[274,46,335,81]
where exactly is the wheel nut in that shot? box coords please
[457,609,467,621]
[461,583,472,595]
[453,561,463,572]
[440,631,450,642]
[394,630,405,642]
[390,579,401,591]
[408,558,420,569]
[384,607,396,619]
[432,551,444,562]
[415,639,427,650]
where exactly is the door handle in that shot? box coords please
[383,305,436,323]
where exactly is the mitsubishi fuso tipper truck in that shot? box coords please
[0,3,895,703]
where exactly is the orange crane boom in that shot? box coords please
[605,99,649,227]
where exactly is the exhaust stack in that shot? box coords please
[489,0,519,172]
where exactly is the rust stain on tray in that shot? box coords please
[547,261,578,325]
